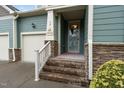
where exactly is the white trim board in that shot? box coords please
[21,31,46,35]
[46,5,79,10]
[0,15,14,20]
[0,32,9,36]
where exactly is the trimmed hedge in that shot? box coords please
[90,60,124,88]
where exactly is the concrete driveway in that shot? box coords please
[0,62,82,88]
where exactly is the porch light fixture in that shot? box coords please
[32,23,36,29]
[73,25,78,29]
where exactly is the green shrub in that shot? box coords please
[90,60,124,88]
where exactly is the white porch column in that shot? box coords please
[88,5,93,80]
[46,10,54,40]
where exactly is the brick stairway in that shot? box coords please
[40,57,89,86]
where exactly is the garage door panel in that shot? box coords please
[22,34,45,63]
[0,35,9,61]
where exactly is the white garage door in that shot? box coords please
[22,34,45,63]
[0,35,9,61]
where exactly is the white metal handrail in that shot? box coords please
[34,41,51,81]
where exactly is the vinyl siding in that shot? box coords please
[0,19,13,48]
[80,19,84,54]
[18,14,47,32]
[93,5,124,42]
[17,14,47,48]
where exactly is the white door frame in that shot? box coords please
[67,20,80,53]
[21,31,46,62]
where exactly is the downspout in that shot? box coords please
[12,14,19,61]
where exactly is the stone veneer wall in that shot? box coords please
[84,44,88,80]
[9,48,21,62]
[93,43,124,73]
[45,40,58,57]
[85,43,124,79]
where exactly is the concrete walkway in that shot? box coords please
[0,62,82,88]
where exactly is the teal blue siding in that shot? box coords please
[93,5,124,42]
[94,5,114,9]
[17,14,47,48]
[80,19,84,54]
[0,19,13,32]
[0,19,13,48]
[18,14,47,32]
[94,5,124,14]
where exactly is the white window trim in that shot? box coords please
[88,5,93,80]
[20,31,46,62]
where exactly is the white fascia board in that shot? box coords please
[16,8,46,15]
[2,5,14,13]
[46,5,79,10]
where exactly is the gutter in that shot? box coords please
[12,14,19,62]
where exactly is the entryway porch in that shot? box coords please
[34,5,93,87]
[57,6,87,55]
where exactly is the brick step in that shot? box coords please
[43,65,86,77]
[40,71,88,86]
[47,58,85,69]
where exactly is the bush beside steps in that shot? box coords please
[90,60,124,88]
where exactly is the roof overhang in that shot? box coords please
[11,8,47,17]
[1,5,15,13]
[10,5,85,17]
[45,5,78,10]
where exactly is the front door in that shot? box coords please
[68,21,80,53]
